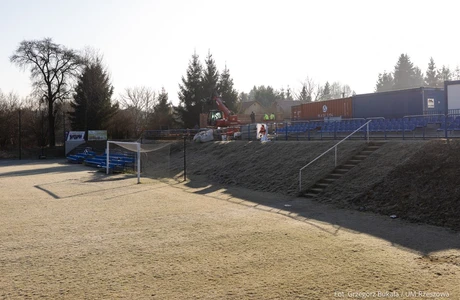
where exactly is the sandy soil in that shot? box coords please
[1,159,459,299]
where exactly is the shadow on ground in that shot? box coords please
[158,139,460,258]
[0,159,136,181]
[178,174,460,258]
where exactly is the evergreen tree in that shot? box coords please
[393,54,422,89]
[251,85,279,107]
[425,57,439,87]
[321,81,331,100]
[411,67,424,87]
[438,65,452,82]
[375,71,394,92]
[297,85,309,102]
[177,52,204,128]
[279,87,286,100]
[151,87,174,130]
[201,51,219,113]
[299,78,315,102]
[239,92,249,103]
[248,86,257,102]
[69,59,118,139]
[286,86,293,101]
[217,65,239,113]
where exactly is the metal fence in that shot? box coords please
[143,114,460,142]
[239,113,460,141]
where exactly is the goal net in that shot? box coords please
[106,140,171,183]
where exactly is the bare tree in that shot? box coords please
[330,82,353,99]
[0,90,20,149]
[342,85,353,97]
[296,77,315,102]
[10,38,84,146]
[453,65,460,80]
[314,83,324,102]
[119,87,156,136]
[330,82,342,99]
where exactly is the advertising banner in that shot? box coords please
[66,131,85,141]
[88,130,107,141]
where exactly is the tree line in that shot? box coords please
[176,51,238,129]
[375,54,460,92]
[5,38,179,149]
[2,38,460,151]
[239,80,355,107]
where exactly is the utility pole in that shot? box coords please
[18,109,22,160]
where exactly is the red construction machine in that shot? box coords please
[205,95,240,138]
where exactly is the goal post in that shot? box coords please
[106,141,141,183]
[106,140,172,184]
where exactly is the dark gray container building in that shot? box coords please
[352,87,445,119]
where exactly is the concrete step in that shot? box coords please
[365,146,380,150]
[300,142,385,199]
[370,142,386,146]
[303,193,317,198]
[320,178,337,183]
[329,173,343,178]
[315,183,330,188]
[350,158,365,162]
[341,164,356,169]
[347,159,363,164]
[360,150,374,155]
[309,188,324,194]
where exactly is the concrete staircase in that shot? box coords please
[301,141,386,198]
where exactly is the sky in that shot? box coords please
[1,0,459,106]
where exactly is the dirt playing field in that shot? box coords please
[1,154,459,299]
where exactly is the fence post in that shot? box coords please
[299,170,302,192]
[445,114,448,139]
[18,109,22,160]
[137,143,141,184]
[183,136,187,181]
[366,122,369,143]
[334,145,337,167]
[285,122,288,140]
[275,122,278,140]
[334,123,337,140]
[402,120,405,140]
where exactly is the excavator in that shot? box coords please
[207,95,239,130]
[195,94,241,142]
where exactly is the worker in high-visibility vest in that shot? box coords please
[270,113,275,121]
[263,113,269,121]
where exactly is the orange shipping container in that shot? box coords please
[291,105,302,120]
[298,97,353,120]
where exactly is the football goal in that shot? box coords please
[106,140,171,184]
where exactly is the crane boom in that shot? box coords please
[213,96,232,118]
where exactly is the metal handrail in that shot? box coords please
[298,120,372,192]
